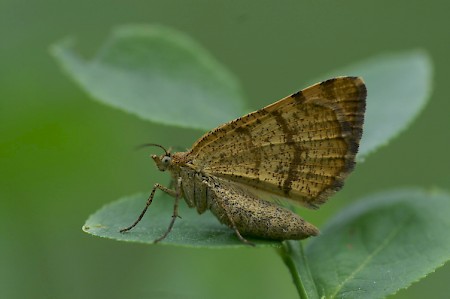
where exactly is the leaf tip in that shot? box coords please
[49,36,77,58]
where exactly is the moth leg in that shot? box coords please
[154,177,182,243]
[214,196,255,247]
[168,178,176,190]
[119,183,177,233]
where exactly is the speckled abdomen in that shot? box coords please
[205,177,319,240]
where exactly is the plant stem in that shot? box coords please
[277,241,319,299]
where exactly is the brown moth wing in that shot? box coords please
[187,77,366,208]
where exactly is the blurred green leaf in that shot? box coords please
[83,192,280,248]
[323,50,433,161]
[304,189,450,299]
[51,24,246,130]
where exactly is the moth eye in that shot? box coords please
[162,156,171,164]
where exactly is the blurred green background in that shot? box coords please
[1,1,449,298]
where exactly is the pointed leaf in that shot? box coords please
[305,189,450,299]
[51,25,246,130]
[83,192,280,248]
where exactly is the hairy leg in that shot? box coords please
[120,183,177,233]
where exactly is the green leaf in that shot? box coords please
[83,192,280,248]
[51,24,246,130]
[323,51,433,161]
[304,189,450,299]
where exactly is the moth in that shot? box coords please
[120,76,366,245]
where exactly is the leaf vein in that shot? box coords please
[330,221,406,298]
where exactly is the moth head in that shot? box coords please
[152,153,172,172]
[135,143,172,172]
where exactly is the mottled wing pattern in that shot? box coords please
[187,77,366,208]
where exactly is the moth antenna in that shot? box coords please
[135,143,170,156]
